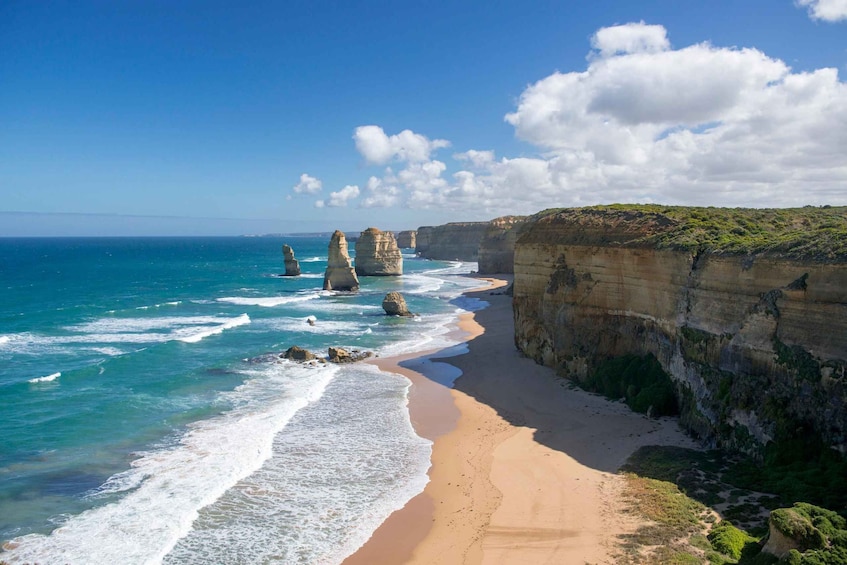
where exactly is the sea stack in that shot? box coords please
[282,244,301,276]
[354,227,403,276]
[382,291,414,317]
[396,230,417,249]
[323,230,359,291]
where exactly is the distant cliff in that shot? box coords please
[512,205,847,456]
[396,230,416,249]
[477,216,529,274]
[415,222,488,261]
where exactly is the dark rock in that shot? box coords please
[283,346,317,362]
[327,347,373,364]
[382,291,415,317]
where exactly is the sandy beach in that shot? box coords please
[344,276,699,565]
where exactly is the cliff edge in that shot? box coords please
[512,205,847,455]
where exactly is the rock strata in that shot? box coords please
[282,244,301,276]
[323,230,359,291]
[327,347,373,364]
[415,222,488,261]
[382,291,414,317]
[396,230,416,249]
[354,227,403,276]
[478,215,529,274]
[512,206,847,455]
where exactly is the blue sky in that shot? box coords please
[1,0,846,236]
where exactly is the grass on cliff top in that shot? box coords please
[530,204,847,261]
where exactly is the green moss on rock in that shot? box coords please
[584,353,678,417]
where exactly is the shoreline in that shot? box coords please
[344,274,700,564]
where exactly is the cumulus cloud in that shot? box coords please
[354,125,450,165]
[796,0,847,21]
[360,176,400,208]
[323,23,846,216]
[292,173,322,194]
[320,185,360,208]
[589,21,669,57]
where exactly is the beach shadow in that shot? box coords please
[415,278,698,475]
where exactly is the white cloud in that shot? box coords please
[353,125,450,165]
[325,23,846,217]
[292,173,322,194]
[360,176,400,208]
[590,21,669,57]
[796,0,847,21]
[324,185,360,207]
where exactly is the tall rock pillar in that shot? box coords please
[323,230,360,291]
[282,244,301,276]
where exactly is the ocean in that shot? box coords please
[0,236,482,564]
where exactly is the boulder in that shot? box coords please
[282,244,301,276]
[355,227,403,276]
[327,347,373,364]
[382,291,414,317]
[397,230,417,249]
[282,346,317,362]
[323,230,359,291]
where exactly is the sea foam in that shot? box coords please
[28,372,61,384]
[3,362,338,565]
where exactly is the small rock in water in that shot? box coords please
[382,291,415,317]
[283,346,317,362]
[327,346,373,364]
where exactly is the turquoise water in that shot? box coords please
[0,236,481,563]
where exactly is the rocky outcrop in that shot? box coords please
[382,291,414,317]
[512,206,847,455]
[478,216,529,274]
[323,230,359,291]
[415,222,488,261]
[354,227,403,276]
[282,346,316,362]
[397,230,416,249]
[327,347,373,364]
[282,244,301,276]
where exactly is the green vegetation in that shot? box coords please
[619,446,847,564]
[534,204,847,261]
[709,521,758,560]
[584,353,678,417]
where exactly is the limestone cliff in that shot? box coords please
[354,227,403,276]
[396,230,416,249]
[282,244,301,276]
[415,222,488,261]
[477,215,529,274]
[512,206,847,455]
[323,230,359,291]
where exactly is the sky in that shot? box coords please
[1,0,846,236]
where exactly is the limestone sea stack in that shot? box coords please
[382,291,414,316]
[323,230,359,291]
[396,230,417,249]
[354,227,403,276]
[282,244,301,276]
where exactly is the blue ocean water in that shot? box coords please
[0,236,481,564]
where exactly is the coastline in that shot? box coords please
[344,275,700,564]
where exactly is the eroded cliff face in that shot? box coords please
[415,222,488,261]
[513,209,847,455]
[354,227,403,276]
[396,230,416,249]
[477,216,529,274]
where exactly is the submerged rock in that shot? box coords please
[354,227,403,276]
[282,346,317,362]
[327,347,373,364]
[323,230,359,291]
[282,244,301,276]
[382,291,415,317]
